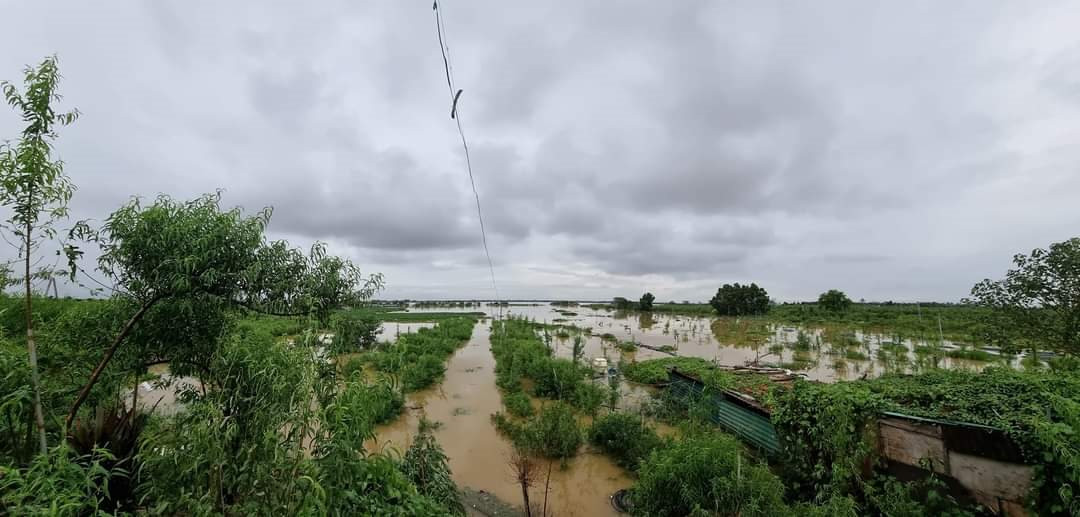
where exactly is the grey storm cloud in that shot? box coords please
[1,0,1080,301]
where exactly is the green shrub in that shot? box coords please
[503,390,534,418]
[623,357,714,385]
[773,367,1080,514]
[0,444,120,515]
[588,412,666,471]
[401,419,465,515]
[527,402,583,459]
[402,354,446,392]
[341,355,367,379]
[571,381,607,415]
[632,432,789,517]
[493,402,583,459]
[330,310,382,353]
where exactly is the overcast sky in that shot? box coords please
[1,1,1079,302]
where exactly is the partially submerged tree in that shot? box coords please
[639,292,655,311]
[612,296,634,310]
[0,56,80,454]
[65,193,383,429]
[818,289,852,312]
[710,283,770,316]
[508,447,540,517]
[969,237,1080,358]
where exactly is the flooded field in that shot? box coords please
[134,304,1005,516]
[365,303,1004,515]
[371,323,632,517]
[376,321,435,342]
[413,304,1001,382]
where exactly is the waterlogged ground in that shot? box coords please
[370,323,632,517]
[410,304,1001,382]
[136,304,1004,516]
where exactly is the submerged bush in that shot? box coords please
[402,354,446,392]
[527,402,584,459]
[588,412,666,471]
[401,420,465,515]
[503,390,534,417]
[330,310,382,353]
[366,317,476,393]
[493,402,584,459]
[632,432,789,517]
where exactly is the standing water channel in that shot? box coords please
[370,303,1003,516]
[371,320,632,517]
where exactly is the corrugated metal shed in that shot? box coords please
[667,369,780,455]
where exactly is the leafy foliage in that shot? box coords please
[624,357,716,385]
[401,419,466,515]
[329,310,381,353]
[0,444,120,515]
[494,402,584,459]
[710,283,771,316]
[818,289,853,312]
[363,317,476,392]
[771,379,884,501]
[0,54,81,455]
[631,431,790,517]
[772,367,1080,514]
[491,317,605,415]
[503,390,534,418]
[969,237,1080,357]
[639,292,655,311]
[588,412,666,471]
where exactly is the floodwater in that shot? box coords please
[376,321,435,342]
[421,304,1001,382]
[363,304,1005,514]
[134,304,1002,516]
[370,322,632,517]
[132,363,200,414]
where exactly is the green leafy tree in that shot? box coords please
[710,283,771,316]
[65,193,383,428]
[639,292,655,311]
[818,289,852,312]
[571,334,585,366]
[401,419,465,515]
[969,237,1080,358]
[0,56,80,454]
[612,296,634,310]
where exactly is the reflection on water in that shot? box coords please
[375,322,435,342]
[420,304,1004,382]
[140,304,1004,516]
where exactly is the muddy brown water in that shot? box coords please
[370,322,631,517]
[364,305,1003,514]
[409,304,1001,382]
[134,305,1001,516]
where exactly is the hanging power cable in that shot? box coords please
[432,0,501,308]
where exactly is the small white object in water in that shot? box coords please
[592,357,608,368]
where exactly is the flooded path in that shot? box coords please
[485,304,1001,381]
[371,321,630,517]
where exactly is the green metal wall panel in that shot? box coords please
[668,371,780,455]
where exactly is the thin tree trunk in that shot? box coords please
[131,370,139,412]
[24,224,47,455]
[521,482,532,517]
[542,459,553,517]
[66,298,159,432]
